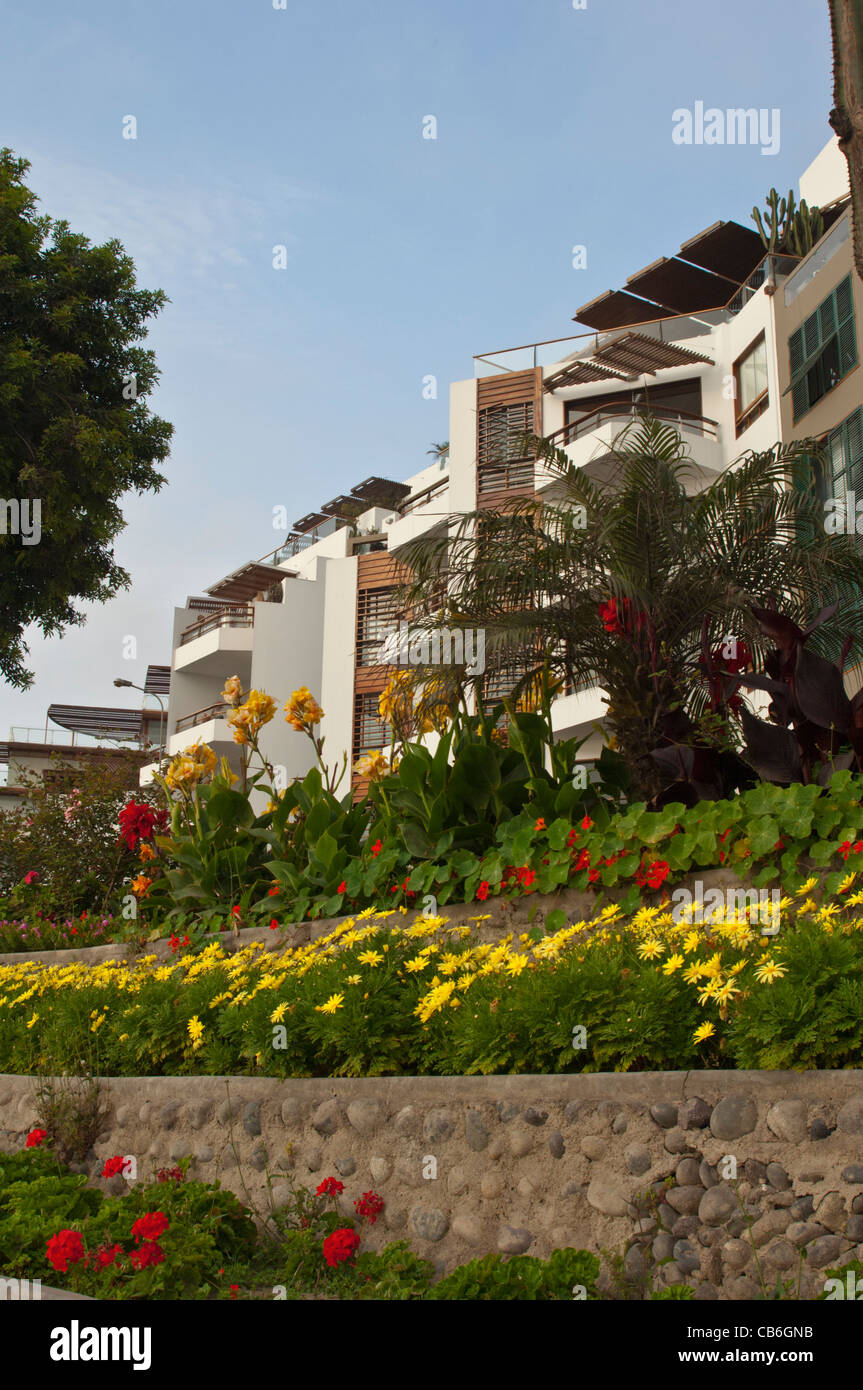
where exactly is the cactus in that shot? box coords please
[752,188,824,257]
[828,0,863,282]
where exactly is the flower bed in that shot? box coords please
[0,913,124,954]
[0,1142,601,1300]
[3,879,863,1076]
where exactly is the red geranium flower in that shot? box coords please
[534,818,546,832]
[130,1241,165,1270]
[268,886,280,896]
[580,814,593,830]
[101,1155,129,1179]
[23,870,39,885]
[46,1230,86,1273]
[156,1166,183,1183]
[316,1176,345,1197]
[839,841,852,861]
[322,1227,361,1267]
[26,1128,48,1148]
[269,918,279,930]
[370,839,382,857]
[353,1190,384,1225]
[476,881,490,902]
[131,1211,170,1245]
[337,881,347,894]
[93,1242,124,1269]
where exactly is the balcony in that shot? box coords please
[175,607,255,675]
[541,404,722,488]
[167,702,235,757]
[386,476,451,551]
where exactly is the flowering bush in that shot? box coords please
[0,1145,255,1299]
[323,1227,361,1267]
[0,751,163,917]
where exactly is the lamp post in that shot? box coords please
[113,679,167,771]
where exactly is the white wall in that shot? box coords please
[799,137,850,208]
[318,557,358,793]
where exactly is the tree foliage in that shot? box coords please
[0,149,172,687]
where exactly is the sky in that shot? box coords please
[0,0,839,744]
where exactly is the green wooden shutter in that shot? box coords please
[789,275,857,423]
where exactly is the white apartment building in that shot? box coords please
[144,139,860,806]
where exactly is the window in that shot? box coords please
[478,401,535,493]
[352,691,389,760]
[824,406,863,519]
[733,334,769,436]
[789,275,857,423]
[356,586,399,665]
[564,377,703,436]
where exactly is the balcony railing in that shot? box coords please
[546,403,719,449]
[7,726,112,747]
[174,703,228,734]
[179,607,254,646]
[398,476,450,515]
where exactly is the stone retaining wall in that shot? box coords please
[3,1072,863,1299]
[0,867,770,968]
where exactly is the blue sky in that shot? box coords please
[0,0,837,739]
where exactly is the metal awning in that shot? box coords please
[47,705,145,741]
[677,220,765,282]
[626,256,739,313]
[591,331,714,377]
[206,562,290,602]
[144,665,171,696]
[574,288,670,331]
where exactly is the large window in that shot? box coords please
[789,275,857,423]
[733,334,769,436]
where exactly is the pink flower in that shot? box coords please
[23,871,39,886]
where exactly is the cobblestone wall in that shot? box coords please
[3,1072,863,1298]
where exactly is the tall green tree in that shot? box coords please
[0,149,172,688]
[400,419,863,799]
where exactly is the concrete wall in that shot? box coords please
[252,582,326,809]
[3,1071,862,1298]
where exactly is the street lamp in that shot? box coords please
[113,678,167,770]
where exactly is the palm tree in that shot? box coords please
[399,417,863,800]
[426,441,449,463]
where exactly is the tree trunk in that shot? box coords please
[828,0,863,281]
